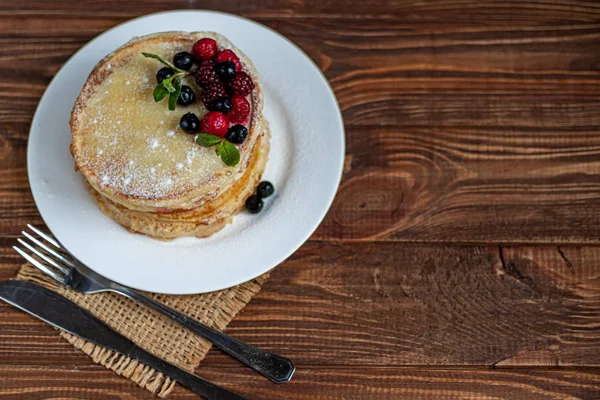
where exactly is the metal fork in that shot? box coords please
[13,225,295,384]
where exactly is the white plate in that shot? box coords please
[28,10,344,294]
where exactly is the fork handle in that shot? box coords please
[112,286,295,384]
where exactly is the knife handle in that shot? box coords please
[116,286,295,384]
[129,345,246,400]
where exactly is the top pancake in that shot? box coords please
[70,32,263,211]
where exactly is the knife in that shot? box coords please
[0,280,246,400]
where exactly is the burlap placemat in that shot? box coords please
[16,264,269,397]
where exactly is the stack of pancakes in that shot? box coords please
[70,32,269,239]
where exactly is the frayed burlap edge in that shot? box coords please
[16,264,269,398]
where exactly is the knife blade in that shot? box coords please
[0,280,246,400]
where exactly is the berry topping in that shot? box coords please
[200,111,229,137]
[179,113,200,134]
[228,94,251,124]
[214,61,237,82]
[257,181,275,198]
[173,51,194,70]
[192,38,217,61]
[225,124,248,144]
[245,195,263,214]
[200,83,228,109]
[208,97,233,114]
[229,72,255,96]
[194,60,219,88]
[177,85,196,106]
[215,49,242,71]
[156,67,174,83]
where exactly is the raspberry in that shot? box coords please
[229,72,255,96]
[192,38,218,61]
[228,94,250,124]
[195,60,219,88]
[200,111,229,137]
[201,84,228,109]
[215,49,242,72]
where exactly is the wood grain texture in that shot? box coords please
[314,126,600,242]
[1,1,600,399]
[1,14,599,241]
[1,240,599,368]
[0,365,599,400]
[1,0,599,24]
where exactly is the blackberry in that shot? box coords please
[201,83,228,108]
[194,60,219,88]
[229,72,255,96]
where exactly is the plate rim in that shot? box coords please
[27,10,345,294]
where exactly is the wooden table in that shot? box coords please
[1,1,600,399]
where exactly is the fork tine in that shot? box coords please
[17,238,70,276]
[22,231,75,271]
[13,246,65,283]
[27,224,61,249]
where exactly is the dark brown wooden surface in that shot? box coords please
[1,1,600,399]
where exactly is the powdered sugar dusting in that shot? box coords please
[76,39,253,201]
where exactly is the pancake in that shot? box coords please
[70,31,264,211]
[89,122,270,240]
[70,31,269,239]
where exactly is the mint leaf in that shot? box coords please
[168,79,182,111]
[168,92,177,110]
[153,84,169,102]
[162,76,177,93]
[142,52,182,72]
[196,133,222,147]
[220,140,240,167]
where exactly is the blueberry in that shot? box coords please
[225,124,248,144]
[177,85,196,106]
[156,67,174,83]
[173,51,194,70]
[257,181,274,199]
[208,97,233,113]
[179,112,200,134]
[214,61,236,82]
[245,195,263,214]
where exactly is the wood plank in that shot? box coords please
[4,126,600,243]
[1,18,600,128]
[1,240,599,367]
[314,126,600,242]
[0,0,599,24]
[195,367,600,400]
[0,1,598,399]
[0,365,598,400]
[0,19,599,241]
[215,243,600,367]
